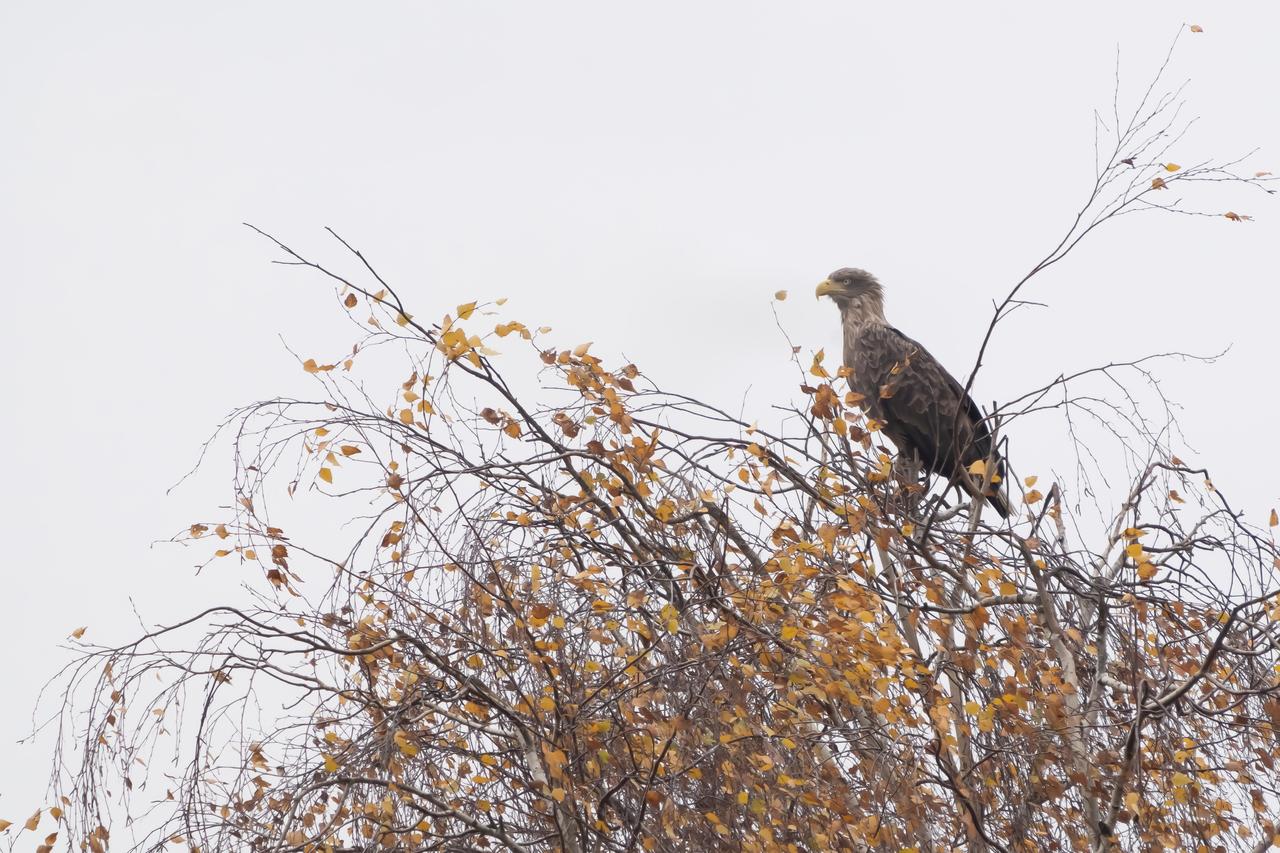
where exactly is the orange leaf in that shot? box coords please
[24,810,40,831]
[343,293,358,308]
[1189,23,1203,32]
[774,290,788,301]
[70,627,87,640]
[809,349,829,378]
[318,468,333,484]
[394,729,419,757]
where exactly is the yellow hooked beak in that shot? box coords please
[815,279,840,299]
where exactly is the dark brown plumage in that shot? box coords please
[816,268,1010,518]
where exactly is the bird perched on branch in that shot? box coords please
[816,268,1011,518]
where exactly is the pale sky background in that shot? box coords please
[2,1,1278,827]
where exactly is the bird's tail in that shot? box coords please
[986,486,1011,519]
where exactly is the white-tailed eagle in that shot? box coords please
[817,267,1010,518]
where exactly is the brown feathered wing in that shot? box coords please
[845,324,1010,518]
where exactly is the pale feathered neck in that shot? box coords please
[839,288,887,331]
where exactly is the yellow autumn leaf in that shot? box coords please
[774,290,788,301]
[495,321,530,338]
[323,754,338,773]
[398,408,414,425]
[1137,562,1157,580]
[538,696,556,712]
[24,810,40,831]
[809,349,829,378]
[394,729,419,757]
[780,625,798,641]
[1164,163,1181,172]
[318,468,333,484]
[1270,508,1278,527]
[70,626,87,639]
[456,301,477,320]
[0,819,10,832]
[967,459,987,477]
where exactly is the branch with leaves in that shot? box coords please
[17,28,1280,853]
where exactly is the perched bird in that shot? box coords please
[816,268,1010,518]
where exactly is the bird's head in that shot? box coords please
[815,268,886,323]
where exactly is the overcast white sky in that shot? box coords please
[3,1,1278,826]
